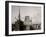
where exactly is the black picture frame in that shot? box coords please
[5,1,45,36]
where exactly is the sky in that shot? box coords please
[11,5,41,24]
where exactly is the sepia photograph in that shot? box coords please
[5,1,45,36]
[12,6,41,31]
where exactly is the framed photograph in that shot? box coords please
[5,1,45,36]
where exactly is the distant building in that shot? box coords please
[24,16,32,25]
[24,16,34,30]
[32,24,41,30]
[12,8,26,31]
